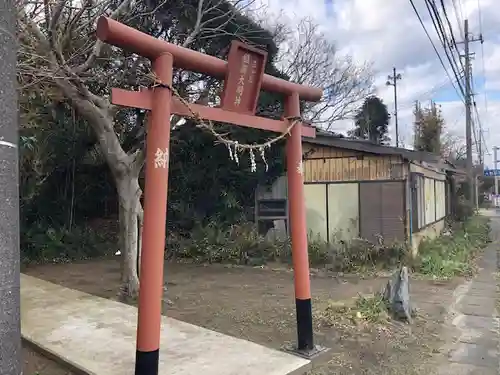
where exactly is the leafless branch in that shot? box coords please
[276,18,374,130]
[75,0,134,73]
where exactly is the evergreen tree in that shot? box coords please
[349,95,390,144]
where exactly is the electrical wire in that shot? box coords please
[477,0,488,117]
[440,0,458,48]
[474,107,487,163]
[398,73,465,112]
[471,117,479,157]
[408,0,465,101]
[470,70,481,158]
[451,0,464,38]
[473,99,489,155]
[424,0,465,96]
[421,0,488,161]
[475,0,488,159]
[439,0,466,73]
[471,80,489,159]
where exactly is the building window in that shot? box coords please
[411,172,447,232]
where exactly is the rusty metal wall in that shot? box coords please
[381,182,406,243]
[359,181,405,244]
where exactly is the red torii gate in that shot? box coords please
[96,17,323,375]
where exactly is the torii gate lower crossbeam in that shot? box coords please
[96,16,323,375]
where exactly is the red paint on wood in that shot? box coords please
[285,92,311,300]
[112,88,151,110]
[171,98,316,138]
[135,53,173,355]
[220,41,267,115]
[97,17,322,102]
[112,88,316,138]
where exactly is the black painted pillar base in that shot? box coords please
[135,349,159,375]
[283,298,329,360]
[295,298,314,350]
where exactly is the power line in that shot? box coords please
[424,0,465,96]
[480,35,488,111]
[473,101,489,155]
[398,66,465,113]
[467,0,488,163]
[477,0,488,126]
[408,0,465,101]
[438,0,466,73]
[440,0,459,48]
[471,73,486,158]
[451,0,464,38]
[426,0,464,79]
[477,0,484,32]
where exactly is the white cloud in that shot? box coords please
[255,0,500,168]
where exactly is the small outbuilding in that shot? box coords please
[255,131,463,254]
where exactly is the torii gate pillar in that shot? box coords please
[285,92,313,351]
[134,53,173,375]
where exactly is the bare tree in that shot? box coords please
[16,0,263,297]
[276,18,374,129]
[441,131,467,161]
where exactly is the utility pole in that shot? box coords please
[0,1,21,375]
[464,19,474,204]
[386,67,402,147]
[477,115,483,166]
[494,146,499,207]
[461,19,483,206]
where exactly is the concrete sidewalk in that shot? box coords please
[437,215,500,375]
[21,275,310,375]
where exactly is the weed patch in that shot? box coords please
[21,222,114,265]
[167,216,489,278]
[413,216,490,278]
[314,294,390,327]
[168,221,408,271]
[167,221,290,265]
[307,235,407,271]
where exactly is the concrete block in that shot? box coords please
[21,275,310,375]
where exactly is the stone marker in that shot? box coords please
[382,266,416,323]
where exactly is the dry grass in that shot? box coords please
[313,294,390,328]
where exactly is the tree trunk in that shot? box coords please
[116,173,142,298]
[53,76,146,299]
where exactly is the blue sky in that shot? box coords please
[256,0,500,167]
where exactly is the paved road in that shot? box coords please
[437,210,499,374]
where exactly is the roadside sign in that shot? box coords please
[484,169,500,177]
